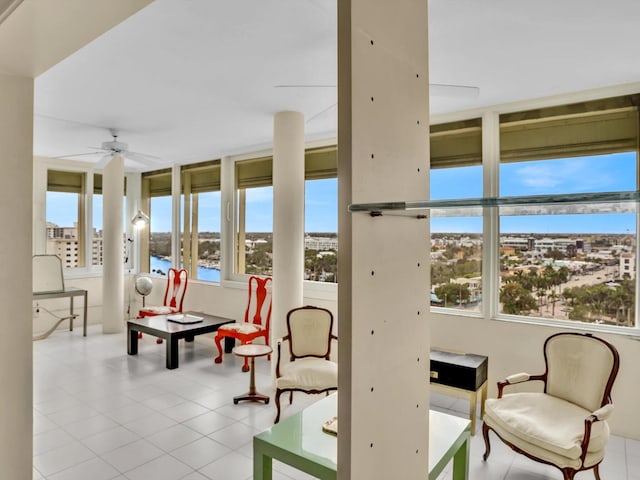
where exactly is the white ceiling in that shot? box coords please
[33,0,640,171]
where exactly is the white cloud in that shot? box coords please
[513,157,616,193]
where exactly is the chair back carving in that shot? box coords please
[544,332,619,412]
[244,276,272,330]
[286,306,334,359]
[163,268,188,312]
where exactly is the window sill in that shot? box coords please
[431,306,640,339]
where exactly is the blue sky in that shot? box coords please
[431,153,636,234]
[46,153,635,235]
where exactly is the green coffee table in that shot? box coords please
[253,393,470,479]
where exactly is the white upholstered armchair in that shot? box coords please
[274,305,337,423]
[482,332,620,480]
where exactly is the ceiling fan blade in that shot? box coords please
[125,151,160,166]
[53,152,102,160]
[93,153,114,170]
[430,83,480,98]
[306,103,337,124]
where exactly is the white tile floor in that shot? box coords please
[33,325,636,480]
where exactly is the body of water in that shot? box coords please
[150,256,220,282]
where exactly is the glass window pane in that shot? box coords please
[431,165,482,200]
[181,191,221,282]
[430,164,483,313]
[149,196,172,276]
[500,153,636,197]
[499,211,636,327]
[45,191,83,269]
[305,178,338,283]
[430,216,483,312]
[92,194,103,266]
[236,186,273,276]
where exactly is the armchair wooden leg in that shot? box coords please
[289,391,293,404]
[593,464,601,480]
[482,422,491,461]
[214,334,224,364]
[274,389,283,424]
[561,468,576,480]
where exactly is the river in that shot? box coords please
[150,256,220,282]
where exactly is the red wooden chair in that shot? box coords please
[214,275,272,372]
[138,268,188,343]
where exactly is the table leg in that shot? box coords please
[83,291,88,336]
[234,356,270,404]
[69,296,74,332]
[253,442,272,480]
[468,390,477,435]
[167,336,179,369]
[128,328,139,355]
[452,435,470,480]
[248,357,257,394]
[224,336,234,353]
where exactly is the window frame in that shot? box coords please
[221,141,339,296]
[430,95,640,337]
[37,160,132,279]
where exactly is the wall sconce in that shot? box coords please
[131,210,150,228]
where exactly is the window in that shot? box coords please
[430,119,483,312]
[304,146,338,283]
[46,170,86,268]
[498,95,638,328]
[92,174,103,266]
[141,169,172,276]
[235,157,273,276]
[181,161,221,282]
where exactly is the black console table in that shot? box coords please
[430,349,488,435]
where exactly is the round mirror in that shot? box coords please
[134,275,153,297]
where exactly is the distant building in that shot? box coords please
[619,253,636,279]
[46,237,81,268]
[46,223,116,268]
[305,236,338,251]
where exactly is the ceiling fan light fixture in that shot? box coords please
[101,139,128,153]
[131,210,150,228]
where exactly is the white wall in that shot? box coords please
[431,311,640,439]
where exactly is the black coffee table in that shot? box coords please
[127,311,235,369]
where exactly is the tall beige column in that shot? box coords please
[0,2,153,478]
[102,155,125,333]
[272,111,305,343]
[338,0,430,477]
[0,73,33,480]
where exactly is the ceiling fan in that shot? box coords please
[56,129,160,170]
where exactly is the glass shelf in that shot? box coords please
[348,190,640,215]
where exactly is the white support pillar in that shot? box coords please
[0,73,33,480]
[102,155,125,333]
[338,1,430,478]
[272,111,305,343]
